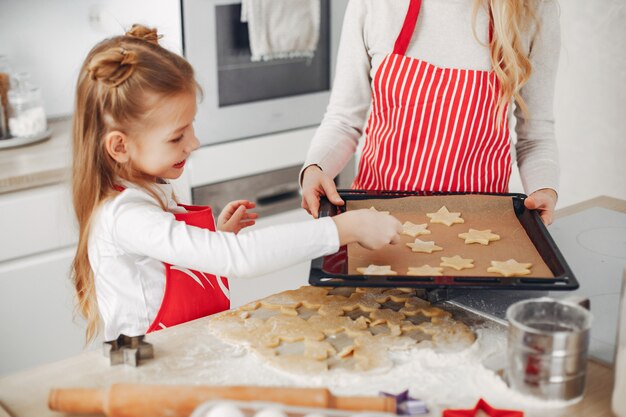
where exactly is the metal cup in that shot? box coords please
[506,297,593,402]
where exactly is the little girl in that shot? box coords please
[71,25,402,343]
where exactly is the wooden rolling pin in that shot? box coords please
[48,384,396,416]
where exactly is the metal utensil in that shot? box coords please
[506,297,592,402]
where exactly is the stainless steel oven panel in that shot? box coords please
[191,165,304,217]
[182,0,347,146]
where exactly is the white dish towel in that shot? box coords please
[241,0,320,61]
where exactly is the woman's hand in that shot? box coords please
[332,209,403,250]
[524,188,558,225]
[217,200,258,233]
[301,165,344,218]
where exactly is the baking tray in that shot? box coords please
[309,190,579,291]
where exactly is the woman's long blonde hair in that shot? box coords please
[71,24,200,342]
[473,0,541,123]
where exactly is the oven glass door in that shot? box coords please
[183,0,343,145]
[215,0,330,107]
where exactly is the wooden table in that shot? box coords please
[0,196,623,417]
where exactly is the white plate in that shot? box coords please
[0,129,52,150]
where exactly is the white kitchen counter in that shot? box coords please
[0,118,72,194]
[0,117,318,196]
[0,301,614,417]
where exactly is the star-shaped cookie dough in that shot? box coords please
[426,206,464,226]
[356,264,398,275]
[209,285,477,376]
[407,265,444,276]
[369,206,390,215]
[487,259,532,277]
[440,255,475,271]
[406,238,443,253]
[401,221,431,237]
[458,229,501,245]
[302,340,337,360]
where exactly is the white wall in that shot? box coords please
[0,0,182,118]
[552,0,626,207]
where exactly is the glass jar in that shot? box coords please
[0,100,7,140]
[0,55,10,139]
[7,72,47,138]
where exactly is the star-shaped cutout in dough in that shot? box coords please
[401,221,431,237]
[407,265,444,276]
[356,264,398,275]
[406,238,443,253]
[440,255,475,271]
[458,229,500,245]
[369,206,390,215]
[257,315,325,347]
[487,259,532,277]
[426,206,464,226]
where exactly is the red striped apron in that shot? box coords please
[352,0,511,193]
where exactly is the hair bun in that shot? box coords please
[88,47,138,87]
[125,24,161,46]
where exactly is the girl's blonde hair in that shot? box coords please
[473,0,541,123]
[71,24,200,342]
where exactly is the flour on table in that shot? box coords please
[137,290,572,416]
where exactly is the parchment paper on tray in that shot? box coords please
[347,194,553,278]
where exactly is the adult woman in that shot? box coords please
[301,0,560,224]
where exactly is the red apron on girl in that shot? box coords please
[146,204,230,332]
[352,0,511,193]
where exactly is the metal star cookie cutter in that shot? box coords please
[103,334,154,366]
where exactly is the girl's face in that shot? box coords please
[128,92,200,181]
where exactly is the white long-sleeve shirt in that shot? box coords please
[304,0,560,195]
[88,183,339,340]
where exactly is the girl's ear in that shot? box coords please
[104,131,130,163]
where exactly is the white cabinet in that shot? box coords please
[0,184,77,262]
[0,248,87,375]
[0,184,87,376]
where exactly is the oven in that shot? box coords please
[182,0,347,145]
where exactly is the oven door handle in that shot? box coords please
[255,183,301,207]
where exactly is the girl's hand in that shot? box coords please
[301,165,344,218]
[525,188,558,225]
[217,200,258,233]
[332,209,403,250]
